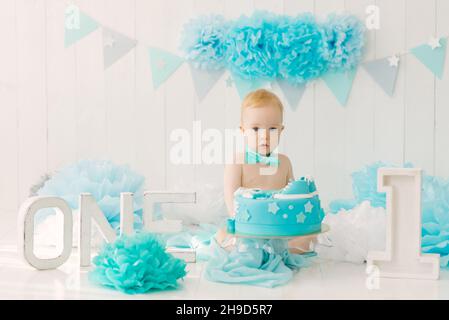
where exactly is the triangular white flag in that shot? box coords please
[102,27,137,69]
[189,65,225,102]
[363,57,400,97]
[276,79,306,111]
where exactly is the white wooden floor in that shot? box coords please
[2,211,449,300]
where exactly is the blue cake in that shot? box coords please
[227,177,325,237]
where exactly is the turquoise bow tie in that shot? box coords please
[245,148,280,167]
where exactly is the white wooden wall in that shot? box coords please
[1,0,449,213]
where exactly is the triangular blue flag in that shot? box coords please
[148,47,184,90]
[103,27,137,69]
[363,57,400,97]
[276,79,306,111]
[64,5,99,48]
[410,38,447,79]
[232,74,267,100]
[189,65,225,102]
[322,69,357,106]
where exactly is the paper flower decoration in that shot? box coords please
[316,201,386,264]
[89,232,187,294]
[322,13,365,72]
[34,159,145,229]
[225,11,279,80]
[180,11,365,84]
[275,13,328,84]
[180,14,228,70]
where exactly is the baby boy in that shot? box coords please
[219,89,313,252]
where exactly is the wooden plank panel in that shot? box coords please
[74,0,107,160]
[374,0,406,167]
[16,0,48,203]
[282,0,315,179]
[46,0,78,173]
[343,0,376,194]
[0,1,18,211]
[435,0,449,177]
[404,0,436,174]
[164,0,196,190]
[103,0,137,167]
[135,0,166,189]
[314,0,346,204]
[192,0,227,189]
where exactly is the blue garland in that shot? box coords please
[330,162,449,268]
[181,11,365,83]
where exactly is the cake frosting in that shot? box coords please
[227,177,325,237]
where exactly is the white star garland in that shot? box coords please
[388,55,400,67]
[428,37,442,50]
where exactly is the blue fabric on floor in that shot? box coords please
[204,238,313,288]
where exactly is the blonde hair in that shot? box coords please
[241,89,284,120]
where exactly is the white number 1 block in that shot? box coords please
[367,168,440,280]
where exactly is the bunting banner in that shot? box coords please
[363,56,400,97]
[64,5,99,48]
[148,47,185,90]
[322,69,358,107]
[102,27,137,69]
[64,5,449,109]
[410,37,447,79]
[231,74,268,100]
[276,80,306,111]
[189,65,225,102]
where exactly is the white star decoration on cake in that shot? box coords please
[296,212,306,223]
[388,55,400,67]
[268,202,280,215]
[241,209,251,222]
[304,201,314,213]
[428,37,442,50]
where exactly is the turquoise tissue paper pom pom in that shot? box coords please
[89,232,187,294]
[35,160,145,229]
[274,13,328,84]
[180,12,365,83]
[322,13,365,72]
[180,14,229,70]
[225,11,280,80]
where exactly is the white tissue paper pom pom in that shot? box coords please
[315,201,386,264]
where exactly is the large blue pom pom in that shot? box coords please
[35,160,145,229]
[225,11,279,80]
[275,13,328,84]
[180,12,366,82]
[89,232,187,294]
[322,13,365,72]
[180,14,228,70]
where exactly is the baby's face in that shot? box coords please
[240,104,284,156]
